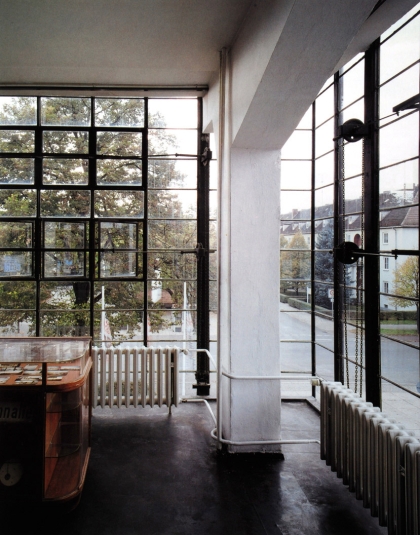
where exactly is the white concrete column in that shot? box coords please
[219,146,281,452]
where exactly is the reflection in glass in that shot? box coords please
[0,252,32,276]
[315,151,334,188]
[380,113,419,168]
[148,190,196,219]
[0,158,34,184]
[41,98,91,126]
[280,191,311,219]
[0,97,37,126]
[149,159,197,189]
[148,220,197,249]
[95,98,144,127]
[147,251,196,280]
[0,222,32,248]
[44,222,85,249]
[281,160,311,190]
[281,130,312,160]
[97,160,142,185]
[97,132,142,156]
[0,130,34,152]
[94,190,144,218]
[44,251,85,277]
[0,189,36,216]
[43,131,89,153]
[148,99,197,128]
[380,160,418,208]
[43,158,89,185]
[41,190,91,217]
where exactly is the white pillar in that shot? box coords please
[218,146,281,452]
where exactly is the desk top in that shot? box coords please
[0,337,91,363]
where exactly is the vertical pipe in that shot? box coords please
[364,39,381,407]
[310,102,316,396]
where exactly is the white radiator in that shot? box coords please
[92,346,179,409]
[321,381,420,535]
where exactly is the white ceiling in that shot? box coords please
[0,0,254,88]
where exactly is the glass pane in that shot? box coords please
[148,99,197,128]
[97,132,142,156]
[382,381,420,433]
[343,140,363,179]
[381,308,419,346]
[341,59,364,109]
[149,159,197,189]
[41,97,91,126]
[281,130,312,159]
[380,113,419,168]
[388,255,418,300]
[149,129,197,156]
[280,342,311,372]
[296,106,313,129]
[95,98,144,127]
[281,160,311,190]
[209,220,217,250]
[314,249,334,285]
[316,314,334,349]
[209,280,217,310]
[0,158,34,184]
[43,131,89,153]
[148,190,196,219]
[381,337,420,395]
[148,280,197,310]
[148,220,197,249]
[41,190,91,217]
[44,222,86,249]
[280,250,311,284]
[147,311,197,343]
[40,281,90,308]
[344,175,363,214]
[315,118,334,158]
[341,98,364,124]
[97,160,142,186]
[380,159,419,208]
[209,250,217,280]
[0,222,32,248]
[99,221,138,249]
[0,252,32,276]
[314,279,334,317]
[43,158,89,185]
[380,207,418,250]
[279,309,311,340]
[280,191,311,219]
[147,251,196,280]
[94,190,144,218]
[380,64,419,124]
[209,159,218,190]
[315,151,334,188]
[380,15,420,83]
[316,85,334,127]
[0,97,37,126]
[0,189,36,216]
[210,190,217,220]
[40,311,90,337]
[0,130,34,153]
[316,345,334,380]
[315,184,333,212]
[44,251,85,277]
[281,223,311,248]
[99,252,139,278]
[0,281,36,335]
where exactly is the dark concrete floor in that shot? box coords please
[2,401,387,535]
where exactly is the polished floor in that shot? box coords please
[3,401,387,535]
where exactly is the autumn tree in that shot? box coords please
[280,230,310,296]
[390,256,419,332]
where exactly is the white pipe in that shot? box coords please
[210,429,320,446]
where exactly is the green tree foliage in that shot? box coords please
[0,96,198,341]
[280,230,310,296]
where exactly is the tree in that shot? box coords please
[0,96,198,341]
[390,256,419,332]
[280,230,310,296]
[314,221,334,308]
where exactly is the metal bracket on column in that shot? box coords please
[333,241,420,264]
[180,243,215,259]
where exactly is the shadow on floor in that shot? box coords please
[1,401,387,535]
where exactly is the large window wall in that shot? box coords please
[0,96,212,375]
[280,5,420,425]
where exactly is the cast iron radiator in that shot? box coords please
[321,381,420,535]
